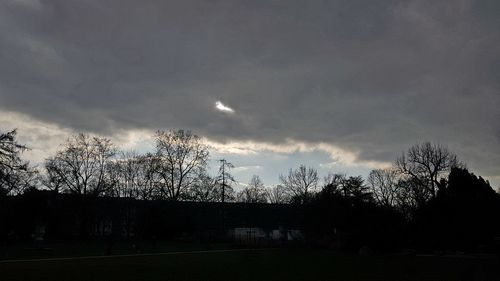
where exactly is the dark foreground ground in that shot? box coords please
[0,245,498,281]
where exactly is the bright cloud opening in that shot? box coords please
[215,101,234,113]
[205,138,392,170]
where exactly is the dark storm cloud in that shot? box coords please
[1,0,499,180]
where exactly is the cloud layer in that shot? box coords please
[1,0,499,186]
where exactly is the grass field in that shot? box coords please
[0,247,498,281]
[0,240,236,260]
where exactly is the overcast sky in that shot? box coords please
[1,0,499,188]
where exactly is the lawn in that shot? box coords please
[0,240,235,261]
[0,247,498,281]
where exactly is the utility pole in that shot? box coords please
[218,159,234,203]
[220,159,226,203]
[218,158,234,239]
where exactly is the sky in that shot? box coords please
[0,0,499,189]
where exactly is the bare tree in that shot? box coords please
[266,185,290,204]
[107,152,161,200]
[396,142,460,204]
[107,151,143,198]
[44,133,116,196]
[0,129,37,195]
[189,172,221,202]
[392,178,421,218]
[135,153,161,200]
[43,159,64,193]
[154,130,209,201]
[279,165,319,203]
[367,168,399,207]
[237,175,268,203]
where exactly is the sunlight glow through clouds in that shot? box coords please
[205,139,391,169]
[215,101,234,113]
[9,119,380,171]
[1,110,389,181]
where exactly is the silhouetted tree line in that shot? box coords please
[301,143,500,252]
[1,129,499,251]
[0,129,340,204]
